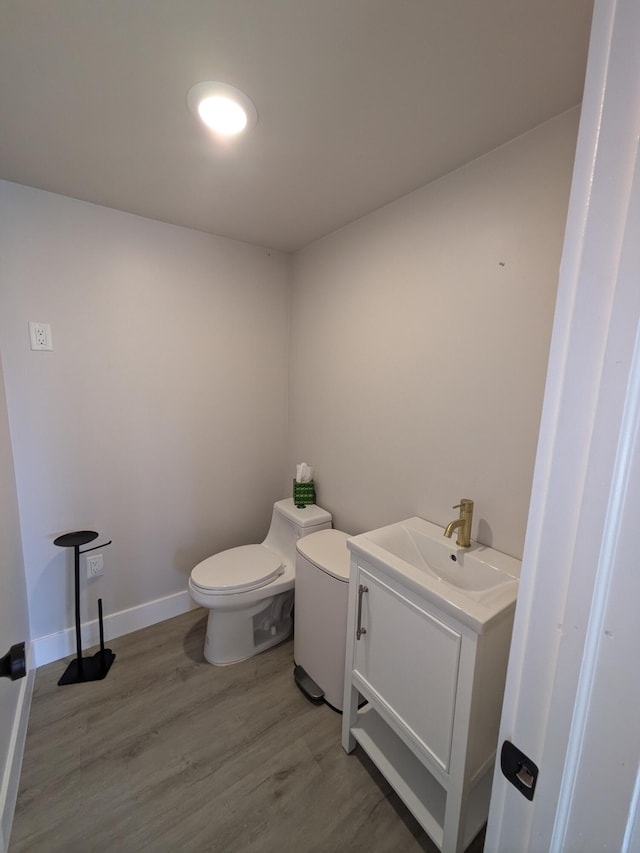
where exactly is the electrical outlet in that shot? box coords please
[86,554,104,578]
[29,322,53,351]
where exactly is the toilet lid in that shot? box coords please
[191,544,283,594]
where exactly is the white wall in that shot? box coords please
[289,109,579,558]
[0,351,31,852]
[0,181,290,653]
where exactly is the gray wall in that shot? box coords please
[0,181,291,643]
[288,110,579,558]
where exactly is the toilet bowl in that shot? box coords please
[188,498,332,665]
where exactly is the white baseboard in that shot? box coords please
[32,589,199,669]
[0,644,35,853]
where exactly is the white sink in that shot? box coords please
[347,517,521,632]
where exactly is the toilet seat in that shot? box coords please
[190,544,283,594]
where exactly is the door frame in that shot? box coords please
[486,0,640,848]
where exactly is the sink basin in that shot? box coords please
[366,523,515,593]
[347,517,521,632]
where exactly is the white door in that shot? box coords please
[486,1,640,849]
[0,356,31,853]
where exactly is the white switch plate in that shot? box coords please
[29,322,53,351]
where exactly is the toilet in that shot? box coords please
[188,498,332,665]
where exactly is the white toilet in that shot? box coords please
[188,498,332,665]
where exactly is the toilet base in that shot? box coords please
[203,590,294,666]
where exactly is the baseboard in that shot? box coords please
[32,589,199,669]
[0,644,35,853]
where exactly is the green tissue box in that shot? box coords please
[293,479,316,508]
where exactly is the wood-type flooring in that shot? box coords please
[10,609,485,852]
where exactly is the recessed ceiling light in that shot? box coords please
[187,82,257,137]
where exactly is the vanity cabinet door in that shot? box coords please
[353,565,462,773]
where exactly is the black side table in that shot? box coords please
[53,530,115,685]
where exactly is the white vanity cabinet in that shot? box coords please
[342,553,516,853]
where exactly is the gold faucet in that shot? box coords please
[444,499,474,548]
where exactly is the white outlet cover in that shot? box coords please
[29,322,53,351]
[86,553,104,577]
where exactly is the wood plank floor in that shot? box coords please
[10,609,485,852]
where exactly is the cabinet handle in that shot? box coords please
[356,584,368,639]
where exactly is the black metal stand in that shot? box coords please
[53,530,115,686]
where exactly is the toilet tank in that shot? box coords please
[263,498,332,567]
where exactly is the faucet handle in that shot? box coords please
[453,499,474,510]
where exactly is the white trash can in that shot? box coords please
[293,529,351,711]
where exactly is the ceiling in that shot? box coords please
[0,1,594,253]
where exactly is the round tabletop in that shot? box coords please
[53,530,99,548]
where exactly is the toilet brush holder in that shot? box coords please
[293,479,316,508]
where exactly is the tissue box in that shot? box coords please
[293,479,316,508]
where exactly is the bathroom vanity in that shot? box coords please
[341,517,520,853]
